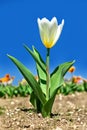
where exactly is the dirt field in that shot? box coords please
[0,92,87,130]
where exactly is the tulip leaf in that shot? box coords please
[33,47,47,95]
[7,54,46,105]
[32,46,45,67]
[24,44,46,73]
[50,60,75,97]
[30,91,42,112]
[30,91,38,108]
[42,91,57,117]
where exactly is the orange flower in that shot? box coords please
[68,66,75,73]
[0,74,15,86]
[0,74,10,82]
[72,76,83,84]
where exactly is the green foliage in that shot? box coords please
[0,85,31,98]
[59,82,85,95]
[0,87,5,97]
[0,82,87,98]
[83,81,87,91]
[17,84,32,96]
[7,45,74,117]
[4,86,14,97]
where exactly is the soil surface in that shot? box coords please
[0,92,87,130]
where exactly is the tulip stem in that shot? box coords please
[46,48,50,100]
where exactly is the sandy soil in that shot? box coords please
[0,92,87,130]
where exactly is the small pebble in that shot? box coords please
[11,101,15,105]
[53,127,62,130]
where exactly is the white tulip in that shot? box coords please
[37,17,64,48]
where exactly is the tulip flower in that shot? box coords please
[38,17,64,100]
[37,17,64,48]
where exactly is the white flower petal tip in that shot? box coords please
[37,17,64,48]
[51,17,57,23]
[62,19,64,26]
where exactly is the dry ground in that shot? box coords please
[0,92,87,130]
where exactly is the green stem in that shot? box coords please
[46,48,50,100]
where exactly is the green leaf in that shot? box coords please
[25,85,33,94]
[24,45,47,95]
[50,60,75,97]
[24,45,46,73]
[30,92,37,108]
[4,86,14,97]
[0,87,5,97]
[33,47,47,95]
[30,91,42,113]
[32,46,45,68]
[42,90,57,117]
[41,61,75,117]
[7,54,46,105]
[50,70,63,98]
[83,82,87,91]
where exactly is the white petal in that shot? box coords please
[48,17,58,43]
[37,17,50,45]
[37,18,45,44]
[40,17,50,25]
[37,18,42,31]
[53,19,64,45]
[50,17,58,25]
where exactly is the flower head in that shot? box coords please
[37,17,64,48]
[68,66,75,73]
[72,76,83,84]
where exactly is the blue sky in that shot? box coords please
[0,0,87,85]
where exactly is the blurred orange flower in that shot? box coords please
[68,66,75,73]
[72,76,83,84]
[0,74,10,82]
[0,74,15,86]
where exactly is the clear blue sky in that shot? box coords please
[0,0,87,85]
